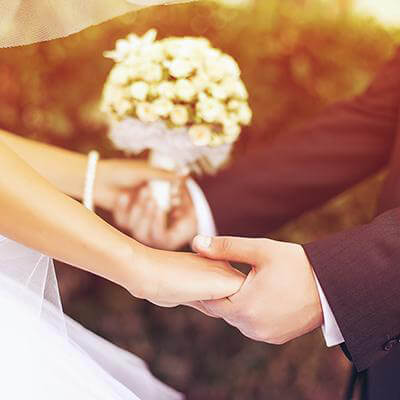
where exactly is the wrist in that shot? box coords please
[107,238,140,291]
[113,238,154,298]
[93,159,115,211]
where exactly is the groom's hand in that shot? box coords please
[191,236,323,344]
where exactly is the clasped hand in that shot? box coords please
[190,236,323,344]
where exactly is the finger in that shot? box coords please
[185,301,220,318]
[160,252,245,303]
[165,214,196,250]
[200,298,237,319]
[172,178,188,204]
[113,192,134,229]
[186,304,252,339]
[148,300,179,308]
[150,206,168,245]
[127,190,147,231]
[132,189,155,242]
[128,188,151,237]
[192,235,266,265]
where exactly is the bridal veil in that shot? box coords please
[0,236,183,399]
[0,0,191,48]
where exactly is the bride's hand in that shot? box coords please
[125,245,245,306]
[94,159,177,212]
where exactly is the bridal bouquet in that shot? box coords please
[101,29,252,209]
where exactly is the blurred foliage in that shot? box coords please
[2,0,400,398]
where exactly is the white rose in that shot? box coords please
[157,81,176,99]
[102,84,121,106]
[227,111,240,124]
[176,79,196,102]
[115,38,130,51]
[227,99,241,111]
[177,42,196,59]
[163,39,202,59]
[197,97,225,123]
[204,59,225,82]
[233,80,248,99]
[209,83,229,101]
[188,124,212,146]
[124,53,140,67]
[163,39,181,58]
[139,42,164,62]
[237,103,252,125]
[105,39,131,61]
[151,98,173,117]
[204,48,221,60]
[148,84,159,98]
[127,33,141,48]
[198,92,208,102]
[180,38,211,61]
[191,38,211,49]
[142,63,163,83]
[170,105,189,126]
[130,81,149,101]
[191,74,209,92]
[114,99,132,118]
[136,102,158,123]
[223,120,241,143]
[220,55,241,77]
[141,29,157,44]
[220,77,236,97]
[169,59,194,79]
[109,65,131,85]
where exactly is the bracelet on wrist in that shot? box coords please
[83,150,100,211]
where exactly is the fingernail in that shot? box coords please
[194,235,212,249]
[118,193,129,207]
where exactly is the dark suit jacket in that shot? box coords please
[199,48,400,374]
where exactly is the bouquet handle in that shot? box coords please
[149,151,176,212]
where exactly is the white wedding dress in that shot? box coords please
[0,235,183,399]
[0,1,194,398]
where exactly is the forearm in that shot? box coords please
[199,49,400,235]
[0,140,144,289]
[199,100,395,236]
[0,129,88,201]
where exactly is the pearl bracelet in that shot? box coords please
[83,150,100,211]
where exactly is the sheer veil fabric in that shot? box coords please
[0,0,191,48]
[0,235,183,399]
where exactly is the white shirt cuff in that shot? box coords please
[186,179,217,237]
[313,271,345,347]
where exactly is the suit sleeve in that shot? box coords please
[198,49,400,236]
[303,208,400,371]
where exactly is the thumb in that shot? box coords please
[192,235,264,265]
